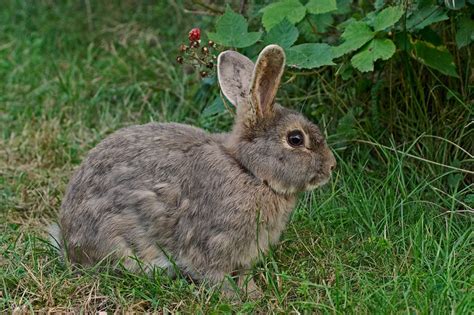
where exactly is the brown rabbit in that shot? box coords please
[50,45,336,297]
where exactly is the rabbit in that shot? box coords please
[50,44,336,298]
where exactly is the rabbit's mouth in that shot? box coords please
[306,173,332,190]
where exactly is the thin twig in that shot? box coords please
[183,9,219,16]
[239,0,248,15]
[191,0,223,14]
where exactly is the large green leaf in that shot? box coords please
[406,6,448,30]
[351,38,396,72]
[332,21,375,57]
[260,0,307,31]
[286,43,335,69]
[297,13,334,42]
[263,19,299,48]
[207,7,262,48]
[412,40,459,77]
[456,15,474,48]
[306,0,337,14]
[373,5,405,31]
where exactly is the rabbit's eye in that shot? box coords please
[287,130,304,147]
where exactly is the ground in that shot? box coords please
[1,1,472,313]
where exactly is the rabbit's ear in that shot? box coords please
[217,50,255,106]
[249,45,285,117]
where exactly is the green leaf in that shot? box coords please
[374,0,385,10]
[445,0,466,10]
[406,6,448,30]
[373,5,405,31]
[351,38,396,72]
[419,27,443,46]
[306,0,337,14]
[332,21,375,57]
[260,0,307,31]
[297,13,333,42]
[286,43,335,69]
[456,16,474,48]
[202,96,225,116]
[336,0,352,14]
[263,19,299,48]
[207,6,262,48]
[412,40,459,77]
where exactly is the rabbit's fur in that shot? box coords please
[54,45,336,296]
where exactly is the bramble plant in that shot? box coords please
[176,28,220,78]
[187,0,472,76]
[181,0,472,117]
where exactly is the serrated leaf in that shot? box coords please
[286,43,335,69]
[412,40,459,77]
[297,13,333,42]
[263,18,299,48]
[332,21,375,57]
[374,0,385,10]
[406,5,448,30]
[336,0,352,14]
[306,0,337,14]
[351,38,396,72]
[260,0,307,31]
[373,5,405,31]
[202,96,225,116]
[456,16,474,48]
[207,6,262,48]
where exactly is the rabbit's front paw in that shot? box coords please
[242,278,263,300]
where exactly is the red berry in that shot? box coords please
[179,44,188,52]
[188,28,201,42]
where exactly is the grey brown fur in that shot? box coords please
[52,45,336,297]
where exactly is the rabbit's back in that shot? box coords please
[60,122,212,268]
[59,122,296,276]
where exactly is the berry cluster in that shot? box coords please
[176,28,218,78]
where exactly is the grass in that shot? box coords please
[1,1,473,313]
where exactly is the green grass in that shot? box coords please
[1,1,473,313]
